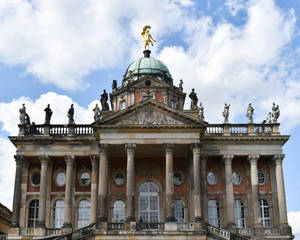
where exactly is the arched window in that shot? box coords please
[234,199,246,228]
[77,200,91,228]
[139,182,159,223]
[260,199,271,228]
[208,199,220,227]
[53,200,64,228]
[28,199,39,228]
[174,200,185,223]
[112,200,126,222]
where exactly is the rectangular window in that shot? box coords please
[208,199,220,227]
[119,100,126,110]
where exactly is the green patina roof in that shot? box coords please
[123,57,173,85]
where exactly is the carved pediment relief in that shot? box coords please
[134,77,168,88]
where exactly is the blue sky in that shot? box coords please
[0,0,300,237]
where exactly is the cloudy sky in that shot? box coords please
[0,0,300,237]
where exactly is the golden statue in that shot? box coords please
[141,25,156,50]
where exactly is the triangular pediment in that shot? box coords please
[133,76,170,88]
[99,99,205,126]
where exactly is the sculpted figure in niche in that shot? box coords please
[189,88,198,110]
[93,104,101,122]
[44,104,53,125]
[199,102,204,120]
[67,104,75,125]
[100,90,109,111]
[19,103,27,124]
[222,103,230,124]
[246,103,254,124]
[271,102,280,123]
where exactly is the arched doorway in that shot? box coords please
[139,182,159,223]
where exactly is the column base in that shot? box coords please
[61,223,73,234]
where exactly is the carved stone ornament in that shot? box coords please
[119,105,183,125]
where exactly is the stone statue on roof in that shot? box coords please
[67,104,75,125]
[246,103,254,124]
[100,90,109,111]
[19,103,27,125]
[223,103,230,124]
[271,102,280,123]
[199,102,204,120]
[44,104,53,125]
[141,25,156,50]
[93,103,101,122]
[189,89,198,110]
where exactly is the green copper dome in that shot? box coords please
[122,51,173,85]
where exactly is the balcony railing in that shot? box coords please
[177,222,194,231]
[21,124,94,137]
[0,235,7,240]
[205,123,279,136]
[46,228,61,235]
[20,228,34,235]
[136,222,165,231]
[108,222,124,230]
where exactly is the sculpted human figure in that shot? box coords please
[141,25,156,50]
[222,103,230,123]
[100,90,109,111]
[199,102,204,120]
[25,113,31,125]
[44,104,53,125]
[272,102,280,123]
[179,79,183,91]
[112,80,117,91]
[246,103,254,123]
[93,103,101,122]
[266,112,272,124]
[67,104,75,125]
[189,89,198,110]
[19,104,27,124]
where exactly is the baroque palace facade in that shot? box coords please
[7,49,293,240]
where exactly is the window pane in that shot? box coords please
[53,200,64,228]
[77,200,91,228]
[234,199,245,228]
[112,200,126,222]
[174,200,185,223]
[260,199,271,228]
[28,200,39,228]
[208,199,220,227]
[139,182,159,223]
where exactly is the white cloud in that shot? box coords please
[0,0,192,90]
[288,211,300,239]
[225,0,247,16]
[159,0,299,129]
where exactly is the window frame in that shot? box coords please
[260,199,271,228]
[28,199,39,228]
[234,199,246,228]
[174,199,185,223]
[208,199,220,227]
[207,171,218,186]
[77,200,91,228]
[112,200,126,223]
[52,199,64,228]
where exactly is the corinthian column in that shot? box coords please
[90,155,99,223]
[37,155,50,228]
[191,143,203,223]
[248,154,262,227]
[223,155,235,228]
[164,143,175,222]
[125,143,136,222]
[63,155,75,229]
[98,144,109,222]
[273,154,288,226]
[11,155,24,228]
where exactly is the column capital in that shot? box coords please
[14,155,25,166]
[98,144,109,153]
[90,154,99,165]
[273,154,285,165]
[64,155,75,166]
[191,143,202,151]
[125,143,136,152]
[248,154,259,164]
[164,143,175,153]
[223,154,234,165]
[39,155,50,165]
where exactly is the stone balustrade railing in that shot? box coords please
[0,235,7,240]
[136,222,165,231]
[108,222,125,230]
[177,222,194,231]
[18,123,280,137]
[205,123,280,136]
[46,228,61,235]
[19,124,94,137]
[20,228,34,235]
